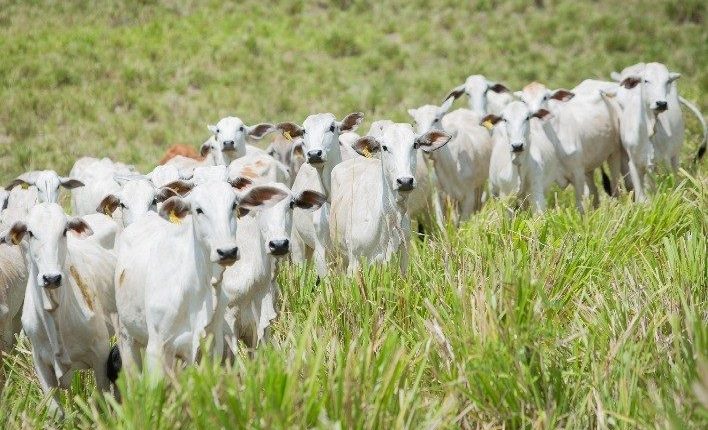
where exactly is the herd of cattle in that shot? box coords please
[0,61,705,416]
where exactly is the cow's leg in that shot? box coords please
[459,196,477,223]
[626,156,646,202]
[621,150,634,192]
[313,241,329,277]
[670,155,680,174]
[117,324,141,374]
[530,181,547,214]
[290,229,307,264]
[145,332,167,378]
[586,171,599,209]
[92,350,112,393]
[607,152,622,197]
[571,170,587,214]
[33,354,63,419]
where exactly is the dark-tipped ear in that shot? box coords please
[532,109,553,120]
[443,84,466,103]
[96,195,120,215]
[159,196,191,223]
[162,180,194,196]
[200,142,212,158]
[489,83,510,93]
[415,131,451,153]
[293,190,327,210]
[550,90,574,102]
[156,187,179,203]
[352,136,381,157]
[620,77,642,90]
[292,142,304,159]
[247,123,276,140]
[339,112,364,132]
[481,114,502,128]
[1,222,28,245]
[228,176,253,191]
[668,72,681,83]
[67,218,93,238]
[238,185,289,210]
[5,178,30,191]
[60,177,85,189]
[276,122,305,139]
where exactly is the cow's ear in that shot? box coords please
[532,109,553,120]
[440,96,455,114]
[291,142,304,159]
[96,195,121,215]
[207,124,218,134]
[156,187,179,203]
[67,218,93,238]
[159,196,191,223]
[338,112,364,132]
[352,136,381,157]
[228,176,253,191]
[162,180,194,196]
[247,123,276,140]
[60,177,85,189]
[610,71,622,82]
[238,185,288,210]
[1,222,28,245]
[620,76,642,89]
[5,178,31,191]
[489,82,510,93]
[293,190,326,210]
[276,122,305,139]
[550,89,574,102]
[481,114,502,128]
[668,72,681,83]
[200,141,213,158]
[443,84,466,103]
[415,131,451,153]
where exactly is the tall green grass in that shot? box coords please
[0,0,706,428]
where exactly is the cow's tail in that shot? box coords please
[679,96,707,162]
[107,344,122,383]
[600,167,612,195]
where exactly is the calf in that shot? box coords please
[114,180,287,374]
[408,99,493,221]
[1,204,115,417]
[276,112,364,276]
[330,123,450,274]
[483,101,569,213]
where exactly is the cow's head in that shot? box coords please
[611,63,680,115]
[158,180,287,265]
[146,164,183,188]
[514,82,575,114]
[1,204,92,303]
[276,112,364,166]
[6,170,83,204]
[352,123,450,194]
[266,133,305,179]
[482,101,551,164]
[97,176,178,226]
[408,98,455,135]
[444,74,511,116]
[205,116,276,165]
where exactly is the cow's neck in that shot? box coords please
[315,148,342,201]
[380,165,408,238]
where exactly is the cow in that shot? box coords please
[70,157,137,217]
[6,170,84,206]
[228,152,291,186]
[330,122,450,274]
[408,98,493,222]
[0,242,26,355]
[1,203,115,418]
[444,74,514,116]
[113,180,287,375]
[265,132,305,186]
[275,112,364,277]
[482,101,569,213]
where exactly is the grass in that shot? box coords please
[0,0,706,428]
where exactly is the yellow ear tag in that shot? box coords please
[362,147,372,158]
[21,183,29,190]
[103,206,111,216]
[283,131,293,142]
[482,120,494,130]
[168,210,181,225]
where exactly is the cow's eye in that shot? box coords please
[289,200,295,209]
[28,230,34,238]
[239,126,244,132]
[151,198,157,206]
[119,203,126,209]
[329,124,335,133]
[382,145,389,152]
[196,208,204,214]
[268,149,276,156]
[216,129,220,134]
[433,118,439,123]
[232,203,238,211]
[62,228,67,237]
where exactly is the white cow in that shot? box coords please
[228,152,291,185]
[114,180,287,374]
[444,74,514,116]
[146,164,185,188]
[0,242,26,355]
[513,80,624,211]
[408,99,493,221]
[266,133,305,185]
[166,116,277,175]
[223,182,325,349]
[330,123,450,274]
[611,62,707,169]
[70,157,137,216]
[483,101,569,213]
[1,204,115,417]
[275,112,364,276]
[6,170,84,205]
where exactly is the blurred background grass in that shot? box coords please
[0,0,705,181]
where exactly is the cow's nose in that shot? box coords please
[216,247,240,263]
[511,143,524,153]
[655,101,668,112]
[396,177,415,191]
[268,239,290,256]
[223,140,235,149]
[307,150,324,163]
[42,274,62,288]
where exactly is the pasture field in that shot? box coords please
[0,0,706,428]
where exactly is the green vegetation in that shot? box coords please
[0,0,706,428]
